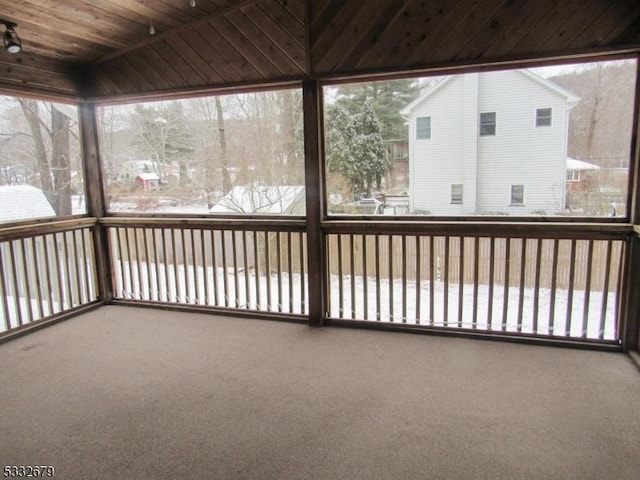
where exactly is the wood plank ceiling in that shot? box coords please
[0,0,639,100]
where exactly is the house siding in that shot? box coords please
[476,71,568,213]
[409,76,466,215]
[407,70,572,215]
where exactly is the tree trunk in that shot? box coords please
[215,96,231,194]
[52,106,71,216]
[18,100,55,208]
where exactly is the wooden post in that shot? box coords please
[303,80,325,326]
[79,103,113,304]
[621,60,640,353]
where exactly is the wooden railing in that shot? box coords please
[0,218,100,338]
[323,222,630,344]
[102,218,308,318]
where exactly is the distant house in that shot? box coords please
[566,158,599,192]
[118,159,180,185]
[210,185,305,214]
[401,70,579,215]
[135,172,160,191]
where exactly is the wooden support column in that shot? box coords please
[79,103,113,304]
[303,80,326,326]
[621,59,640,353]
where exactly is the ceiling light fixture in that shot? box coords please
[190,0,196,6]
[0,20,21,54]
[149,18,155,36]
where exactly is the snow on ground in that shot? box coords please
[111,261,617,341]
[1,259,616,341]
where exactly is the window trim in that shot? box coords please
[536,107,552,127]
[567,170,580,182]
[416,116,431,140]
[479,111,496,136]
[451,184,463,204]
[510,184,525,206]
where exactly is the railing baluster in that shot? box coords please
[565,239,577,336]
[244,231,251,310]
[517,238,527,333]
[402,234,407,324]
[233,230,240,308]
[211,230,220,307]
[191,229,199,304]
[54,233,65,310]
[458,236,464,328]
[141,229,151,301]
[429,235,434,325]
[31,237,45,320]
[443,235,449,326]
[264,231,271,311]
[114,228,125,298]
[0,243,11,330]
[388,234,394,323]
[21,239,35,322]
[599,240,613,339]
[287,231,293,314]
[81,229,93,302]
[350,234,356,320]
[43,235,55,314]
[221,230,229,308]
[502,238,511,332]
[487,237,495,330]
[63,232,75,307]
[532,238,543,334]
[300,232,306,315]
[613,241,625,340]
[415,235,421,324]
[152,229,161,302]
[276,232,282,312]
[133,229,144,300]
[201,230,210,306]
[163,229,172,302]
[549,238,560,335]
[375,234,380,321]
[472,237,479,328]
[253,231,260,310]
[337,234,343,318]
[363,234,368,321]
[8,241,22,326]
[170,229,180,302]
[581,240,595,338]
[182,229,190,303]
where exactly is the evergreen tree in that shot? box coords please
[327,100,386,199]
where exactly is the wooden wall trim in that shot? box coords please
[303,80,326,326]
[79,103,113,303]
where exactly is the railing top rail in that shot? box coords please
[100,216,306,232]
[0,217,98,242]
[322,221,633,239]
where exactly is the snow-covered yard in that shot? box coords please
[109,260,617,341]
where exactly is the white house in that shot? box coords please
[401,70,579,215]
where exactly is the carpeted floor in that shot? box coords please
[0,306,638,479]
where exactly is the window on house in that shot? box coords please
[567,170,580,182]
[511,185,524,205]
[536,108,552,127]
[479,112,496,136]
[451,184,463,204]
[416,116,431,139]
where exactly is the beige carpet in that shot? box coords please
[0,306,638,479]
